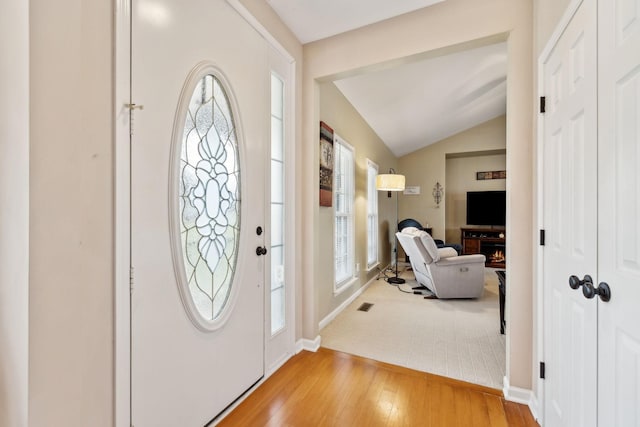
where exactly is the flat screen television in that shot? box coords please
[466,191,506,226]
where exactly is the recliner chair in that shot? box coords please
[397,218,462,254]
[396,227,486,299]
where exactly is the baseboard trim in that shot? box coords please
[502,376,532,404]
[528,392,540,423]
[295,336,321,353]
[503,376,539,421]
[318,274,380,330]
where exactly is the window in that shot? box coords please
[366,160,379,269]
[270,73,285,335]
[174,72,241,329]
[334,135,355,291]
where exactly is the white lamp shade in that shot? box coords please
[376,174,405,191]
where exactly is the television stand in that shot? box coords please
[461,228,505,268]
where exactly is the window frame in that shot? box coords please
[269,71,286,336]
[366,159,380,270]
[333,134,356,293]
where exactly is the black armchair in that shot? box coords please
[398,218,424,232]
[397,218,462,255]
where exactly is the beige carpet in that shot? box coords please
[320,267,506,390]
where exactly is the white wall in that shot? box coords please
[0,1,29,426]
[303,0,533,390]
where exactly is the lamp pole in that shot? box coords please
[387,188,405,284]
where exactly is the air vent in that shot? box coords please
[357,302,374,312]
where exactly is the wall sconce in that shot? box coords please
[432,182,443,207]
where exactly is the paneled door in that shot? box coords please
[597,0,640,424]
[130,1,268,425]
[542,0,598,425]
[542,0,640,425]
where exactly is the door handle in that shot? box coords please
[582,281,611,302]
[568,275,611,302]
[256,246,268,256]
[569,274,593,290]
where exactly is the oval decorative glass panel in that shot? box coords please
[176,72,241,324]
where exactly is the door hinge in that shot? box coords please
[129,265,134,293]
[540,229,546,246]
[540,96,546,113]
[540,361,546,379]
[126,103,144,136]
[125,103,144,111]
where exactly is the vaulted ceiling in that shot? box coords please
[266,1,507,157]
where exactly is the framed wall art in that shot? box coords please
[476,170,506,180]
[319,121,334,206]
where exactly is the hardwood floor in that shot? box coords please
[218,348,538,427]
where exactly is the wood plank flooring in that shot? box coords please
[218,348,538,427]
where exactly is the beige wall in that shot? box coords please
[238,0,303,58]
[398,115,507,242]
[29,0,114,425]
[0,0,29,426]
[303,0,534,390]
[535,0,572,54]
[446,153,507,244]
[318,82,398,321]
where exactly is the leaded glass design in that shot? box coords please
[179,74,240,322]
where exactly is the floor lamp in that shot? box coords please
[376,171,406,285]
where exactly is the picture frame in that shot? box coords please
[403,186,421,195]
[319,121,334,206]
[476,170,506,180]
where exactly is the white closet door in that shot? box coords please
[542,0,598,425]
[597,0,640,425]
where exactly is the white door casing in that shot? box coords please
[542,0,598,425]
[131,1,267,425]
[597,0,640,424]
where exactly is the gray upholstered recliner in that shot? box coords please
[396,227,486,299]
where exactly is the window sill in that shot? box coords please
[366,262,380,273]
[334,277,357,296]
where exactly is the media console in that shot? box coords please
[461,228,505,268]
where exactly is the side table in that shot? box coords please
[496,270,506,334]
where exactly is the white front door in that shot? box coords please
[131,1,268,425]
[542,0,598,425]
[597,0,640,424]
